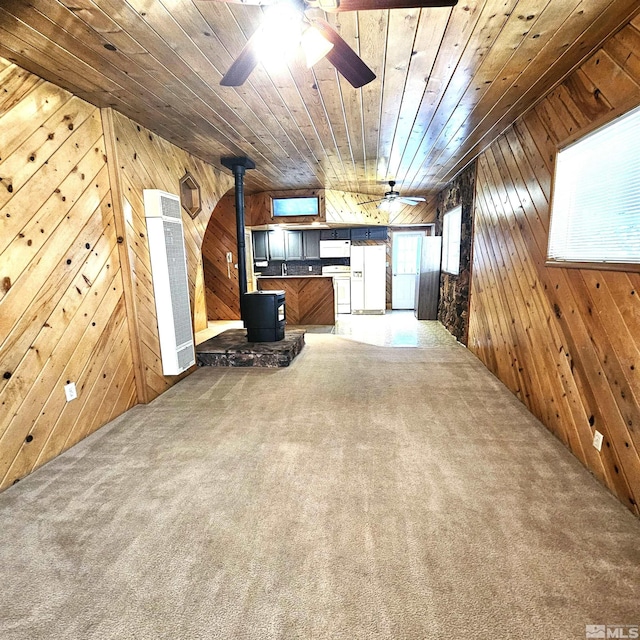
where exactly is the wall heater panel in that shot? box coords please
[143,189,195,375]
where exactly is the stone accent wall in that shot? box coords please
[435,161,476,345]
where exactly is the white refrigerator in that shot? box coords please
[350,244,386,314]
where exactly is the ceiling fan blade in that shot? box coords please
[220,30,261,86]
[311,18,376,88]
[318,0,457,11]
[398,196,426,205]
[359,197,384,205]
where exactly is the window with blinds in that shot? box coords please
[442,206,461,275]
[547,105,640,268]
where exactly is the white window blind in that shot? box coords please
[548,105,640,265]
[442,206,461,275]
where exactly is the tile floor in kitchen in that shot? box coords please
[196,311,456,349]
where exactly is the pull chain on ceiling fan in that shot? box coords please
[200,0,458,88]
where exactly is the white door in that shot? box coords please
[392,232,423,309]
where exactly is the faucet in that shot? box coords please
[281,262,287,276]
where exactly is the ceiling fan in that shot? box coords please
[360,181,427,208]
[201,0,458,88]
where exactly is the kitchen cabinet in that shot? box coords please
[253,231,268,261]
[350,228,367,241]
[368,226,388,240]
[320,229,350,240]
[302,230,321,259]
[268,230,286,260]
[285,230,304,260]
[351,227,388,241]
[258,276,335,324]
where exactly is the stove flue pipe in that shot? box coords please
[221,156,255,318]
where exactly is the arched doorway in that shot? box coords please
[200,191,244,324]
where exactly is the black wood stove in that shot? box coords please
[242,291,286,342]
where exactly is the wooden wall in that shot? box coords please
[247,189,325,227]
[108,110,232,402]
[388,198,437,227]
[0,56,233,490]
[246,188,435,227]
[324,189,388,226]
[0,59,137,490]
[468,16,640,515]
[202,194,241,320]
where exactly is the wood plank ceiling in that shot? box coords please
[0,0,638,197]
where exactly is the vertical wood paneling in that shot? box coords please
[110,110,233,401]
[468,19,640,514]
[0,63,137,489]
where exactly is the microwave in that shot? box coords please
[319,239,351,258]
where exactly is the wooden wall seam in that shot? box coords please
[0,63,137,490]
[110,110,233,402]
[101,106,147,405]
[0,59,232,491]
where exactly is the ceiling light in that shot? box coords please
[255,4,304,71]
[378,199,402,214]
[301,26,334,68]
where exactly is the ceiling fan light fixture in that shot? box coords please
[255,3,304,70]
[306,0,340,10]
[301,25,334,68]
[378,199,402,213]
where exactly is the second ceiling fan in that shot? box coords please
[202,0,458,88]
[361,181,427,208]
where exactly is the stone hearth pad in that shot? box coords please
[196,329,305,367]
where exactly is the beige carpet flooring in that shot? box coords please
[0,331,639,639]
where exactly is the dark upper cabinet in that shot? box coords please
[268,230,286,260]
[285,230,304,260]
[320,229,351,240]
[368,226,388,240]
[350,228,367,241]
[254,226,387,262]
[302,230,321,259]
[351,226,388,241]
[253,231,268,261]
